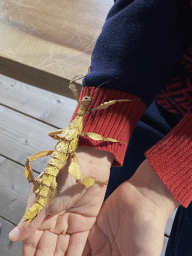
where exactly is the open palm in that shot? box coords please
[9,147,112,256]
[83,159,178,256]
[84,182,166,256]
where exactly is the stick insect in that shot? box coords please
[24,75,136,224]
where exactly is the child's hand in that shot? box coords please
[9,147,113,256]
[83,159,179,256]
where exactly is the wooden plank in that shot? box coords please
[0,155,38,224]
[0,74,77,128]
[161,236,168,256]
[0,105,57,172]
[0,186,27,227]
[0,56,82,100]
[1,0,112,55]
[0,0,113,91]
[0,155,34,202]
[0,217,22,256]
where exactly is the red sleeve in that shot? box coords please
[70,86,146,167]
[145,112,192,208]
[71,87,192,207]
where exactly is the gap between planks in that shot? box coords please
[0,217,22,256]
[0,73,77,128]
[0,155,38,225]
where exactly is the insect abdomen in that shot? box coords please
[24,202,44,224]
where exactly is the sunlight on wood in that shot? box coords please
[0,0,113,80]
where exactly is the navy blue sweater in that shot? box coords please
[83,0,191,107]
[71,0,192,207]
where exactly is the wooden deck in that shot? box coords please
[0,0,113,98]
[0,74,177,255]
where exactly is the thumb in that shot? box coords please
[9,182,47,241]
[9,198,47,242]
[9,207,47,241]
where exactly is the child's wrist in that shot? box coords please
[129,159,180,219]
[75,146,113,181]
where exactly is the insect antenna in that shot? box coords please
[87,78,119,107]
[94,78,118,97]
[96,77,118,90]
[97,80,111,89]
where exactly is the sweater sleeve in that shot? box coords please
[70,86,146,166]
[145,112,192,208]
[70,0,190,206]
[83,0,186,107]
[70,0,186,163]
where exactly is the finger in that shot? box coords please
[54,233,70,255]
[87,222,111,256]
[67,231,89,256]
[9,186,47,242]
[9,208,47,241]
[35,230,58,256]
[22,229,43,256]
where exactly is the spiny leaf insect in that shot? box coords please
[23,71,136,224]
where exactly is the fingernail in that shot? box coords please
[9,226,19,241]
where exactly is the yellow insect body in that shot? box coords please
[24,93,135,224]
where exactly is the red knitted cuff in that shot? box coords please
[145,112,192,208]
[71,87,146,166]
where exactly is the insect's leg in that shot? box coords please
[68,153,82,181]
[90,98,137,112]
[25,150,54,183]
[80,132,125,144]
[68,153,98,189]
[80,176,108,188]
[49,129,64,140]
